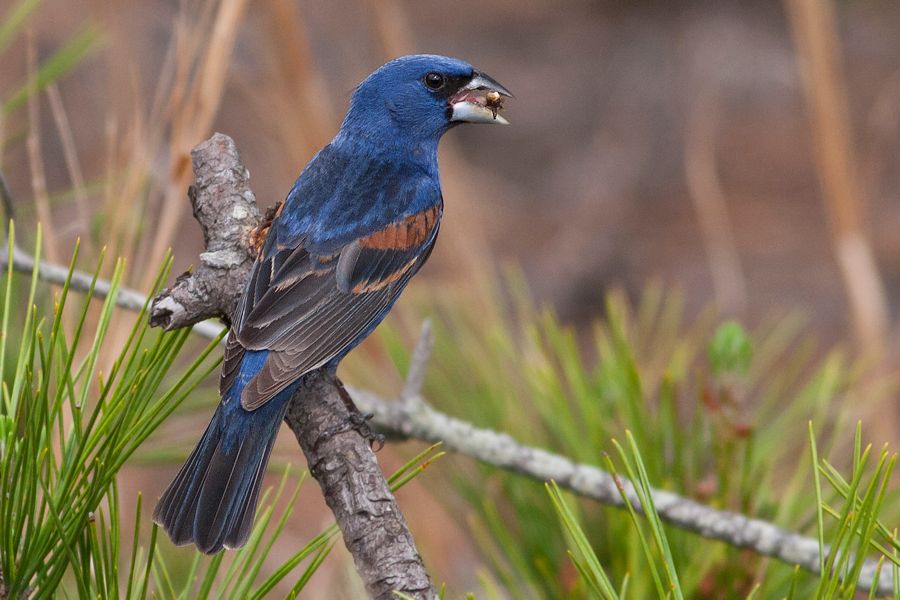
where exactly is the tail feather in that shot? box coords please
[152,397,286,554]
[194,436,266,552]
[154,426,216,545]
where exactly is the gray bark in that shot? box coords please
[149,133,260,330]
[288,373,435,599]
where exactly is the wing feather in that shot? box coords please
[224,204,442,411]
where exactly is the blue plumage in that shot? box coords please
[153,54,511,553]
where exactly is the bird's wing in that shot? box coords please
[220,204,441,411]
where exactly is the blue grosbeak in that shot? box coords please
[153,55,511,553]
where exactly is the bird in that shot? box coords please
[152,54,512,554]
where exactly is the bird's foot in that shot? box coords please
[317,373,386,451]
[319,411,384,451]
[348,411,385,451]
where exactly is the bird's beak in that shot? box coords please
[450,71,513,125]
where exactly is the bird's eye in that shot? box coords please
[424,72,445,89]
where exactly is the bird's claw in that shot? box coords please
[326,374,385,450]
[349,411,385,451]
[320,411,384,451]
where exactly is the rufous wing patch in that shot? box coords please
[358,206,440,251]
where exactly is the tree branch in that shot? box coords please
[1,136,893,596]
[287,372,434,598]
[148,134,261,331]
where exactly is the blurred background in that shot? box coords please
[2,0,900,596]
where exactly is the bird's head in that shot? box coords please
[339,54,512,146]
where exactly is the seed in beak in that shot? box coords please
[485,91,503,118]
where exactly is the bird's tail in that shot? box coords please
[152,392,288,554]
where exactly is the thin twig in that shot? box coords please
[350,389,895,596]
[0,239,225,341]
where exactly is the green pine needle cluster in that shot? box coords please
[0,224,220,597]
[363,277,900,599]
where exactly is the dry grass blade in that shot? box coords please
[46,82,94,254]
[143,0,250,291]
[264,0,335,152]
[784,0,889,350]
[25,28,60,265]
[684,85,746,316]
[363,0,414,59]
